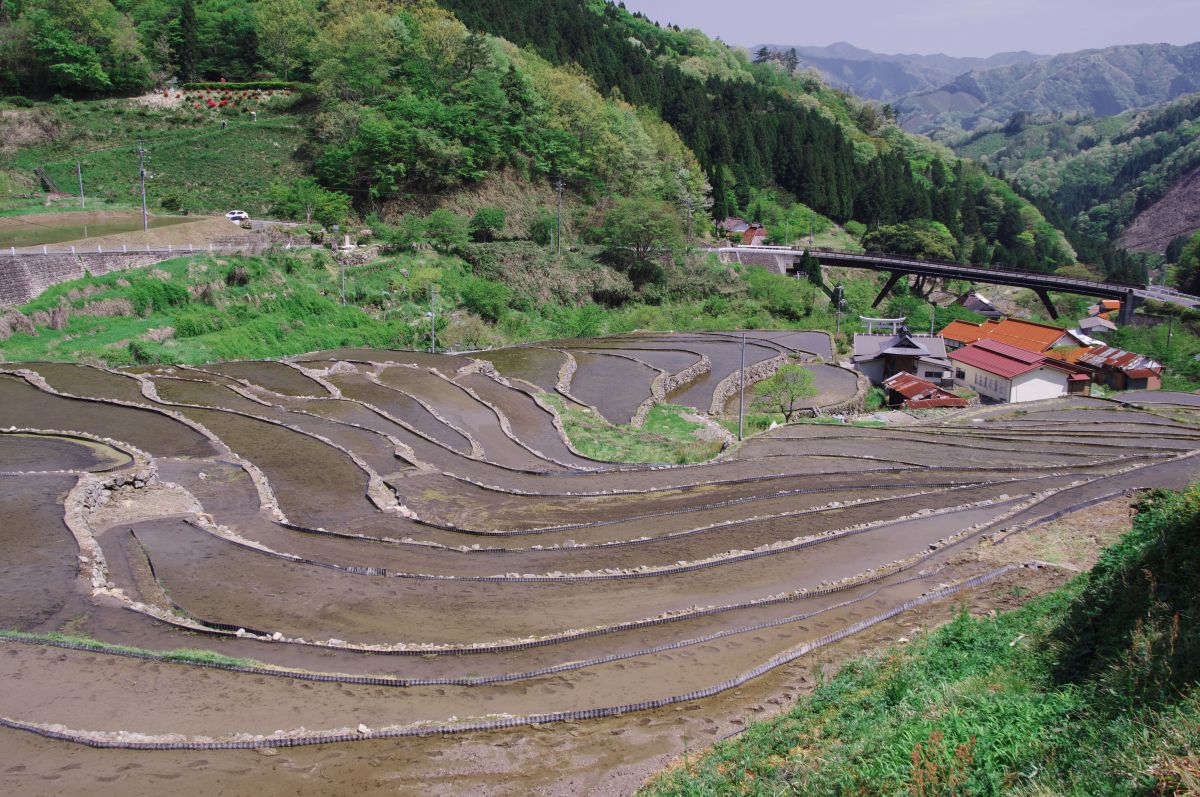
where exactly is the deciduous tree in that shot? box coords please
[752,363,816,422]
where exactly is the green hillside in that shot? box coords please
[949,94,1200,258]
[1,0,1090,280]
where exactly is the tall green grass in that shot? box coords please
[643,483,1200,796]
[544,396,723,464]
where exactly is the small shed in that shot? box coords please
[882,372,968,409]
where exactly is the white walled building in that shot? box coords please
[949,339,1091,403]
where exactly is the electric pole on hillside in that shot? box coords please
[429,286,438,353]
[738,332,746,441]
[808,207,813,246]
[137,142,149,232]
[554,177,565,257]
[76,161,84,208]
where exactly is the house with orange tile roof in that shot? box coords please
[939,318,1086,354]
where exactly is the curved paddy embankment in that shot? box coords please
[1,331,1198,777]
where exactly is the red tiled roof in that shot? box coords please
[950,339,1057,379]
[940,318,1076,353]
[940,320,987,345]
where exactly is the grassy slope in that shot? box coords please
[643,483,1200,797]
[1,97,310,216]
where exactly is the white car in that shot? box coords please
[225,210,249,223]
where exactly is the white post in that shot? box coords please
[123,245,127,253]
[70,245,75,255]
[97,244,101,252]
[42,246,47,254]
[189,243,193,252]
[9,247,14,257]
[208,243,212,253]
[168,244,172,252]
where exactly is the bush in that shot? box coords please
[469,207,506,242]
[864,386,887,411]
[425,209,468,252]
[459,276,512,323]
[529,210,556,245]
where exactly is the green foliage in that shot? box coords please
[425,208,469,252]
[544,396,721,465]
[864,385,887,411]
[644,482,1200,797]
[745,268,816,322]
[528,209,556,245]
[469,206,505,242]
[458,274,511,322]
[598,195,683,288]
[863,219,958,262]
[267,177,351,227]
[2,0,152,95]
[750,363,816,421]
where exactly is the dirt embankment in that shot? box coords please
[1119,165,1200,253]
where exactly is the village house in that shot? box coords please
[949,338,1091,403]
[741,222,767,246]
[956,291,1002,319]
[940,317,1087,353]
[882,372,968,409]
[1053,345,1164,391]
[852,329,953,385]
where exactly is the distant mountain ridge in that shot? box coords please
[760,41,1200,142]
[897,42,1200,136]
[757,42,1045,101]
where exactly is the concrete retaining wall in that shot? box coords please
[1,243,277,307]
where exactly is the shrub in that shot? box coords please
[469,207,506,242]
[459,276,512,323]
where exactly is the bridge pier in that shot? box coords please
[1035,290,1059,319]
[871,271,907,308]
[1119,290,1140,326]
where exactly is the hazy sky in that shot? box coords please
[619,0,1200,58]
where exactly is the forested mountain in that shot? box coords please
[0,0,1114,279]
[952,93,1200,255]
[897,42,1200,138]
[754,43,1043,103]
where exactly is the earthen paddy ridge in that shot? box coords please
[2,330,1199,795]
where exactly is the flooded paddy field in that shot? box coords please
[1,330,1199,794]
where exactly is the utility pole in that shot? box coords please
[808,207,813,246]
[554,177,565,258]
[684,196,693,248]
[429,286,438,353]
[137,142,149,232]
[76,161,84,208]
[738,332,746,441]
[1166,312,1174,358]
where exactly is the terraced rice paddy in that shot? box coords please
[2,330,1199,794]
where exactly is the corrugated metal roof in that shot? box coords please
[1075,345,1163,375]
